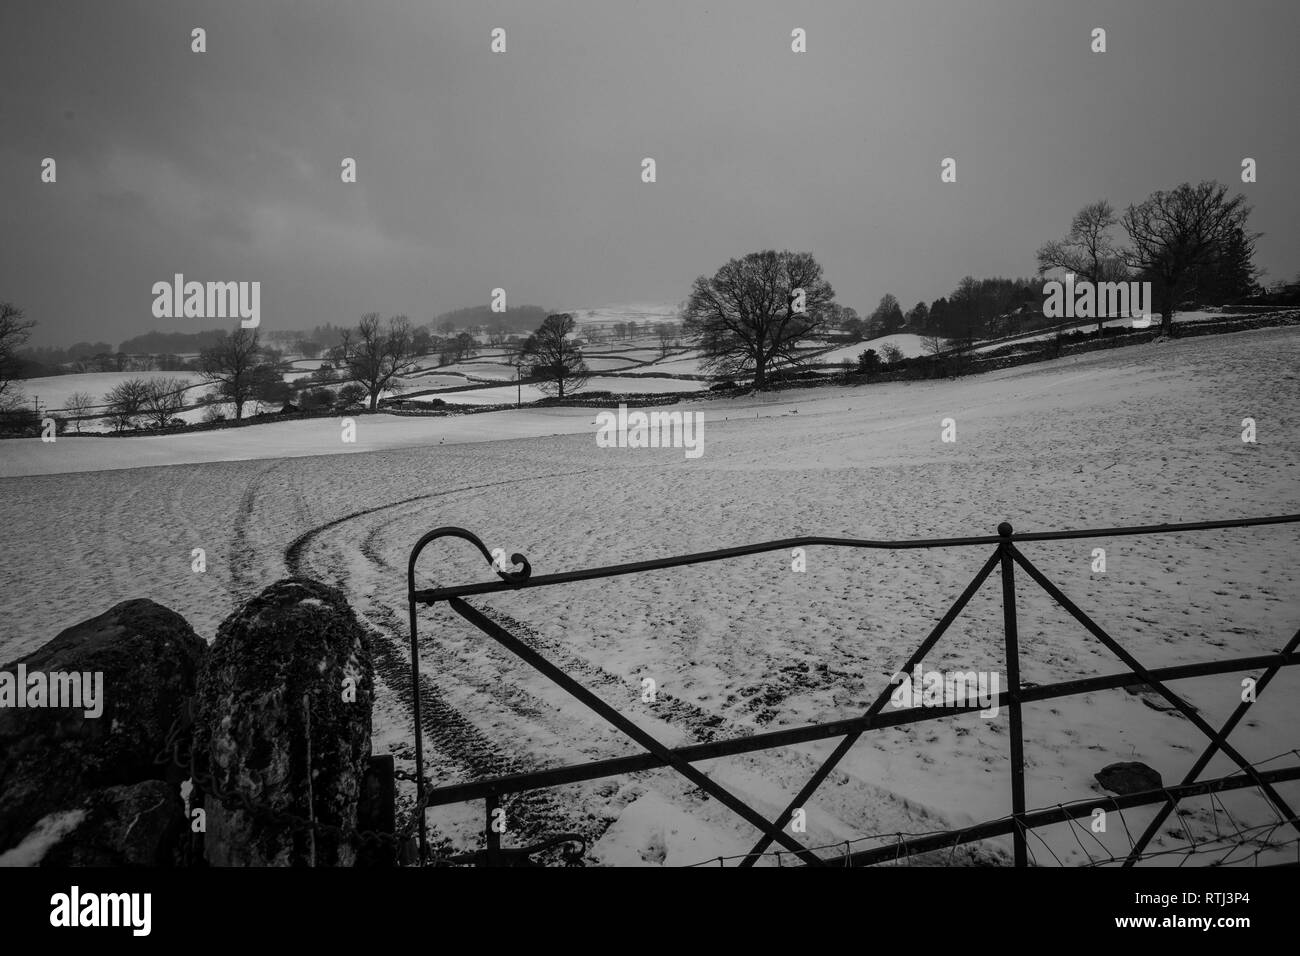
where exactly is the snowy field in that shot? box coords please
[19,371,216,412]
[971,310,1251,354]
[814,333,935,364]
[428,375,709,406]
[1,326,1297,866]
[435,362,519,381]
[580,356,644,372]
[564,303,680,332]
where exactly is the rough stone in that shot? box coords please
[1095,761,1163,795]
[192,578,374,866]
[0,599,207,853]
[30,780,187,866]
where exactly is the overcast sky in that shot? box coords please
[2,0,1296,347]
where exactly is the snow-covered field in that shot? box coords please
[435,362,519,381]
[814,333,935,364]
[564,303,680,332]
[971,311,1251,354]
[580,356,644,372]
[2,326,1297,866]
[428,375,709,406]
[19,371,216,412]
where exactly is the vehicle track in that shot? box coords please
[282,469,623,845]
[352,495,741,745]
[276,466,942,859]
[229,459,285,601]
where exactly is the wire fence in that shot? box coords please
[684,750,1300,867]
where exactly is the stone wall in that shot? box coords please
[0,579,381,867]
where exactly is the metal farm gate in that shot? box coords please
[400,515,1300,867]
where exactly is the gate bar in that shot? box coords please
[448,596,827,865]
[417,650,1300,808]
[413,514,1300,603]
[738,547,1002,865]
[1124,626,1300,865]
[1010,546,1300,838]
[826,763,1300,868]
[998,524,1029,866]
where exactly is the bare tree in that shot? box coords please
[65,391,96,432]
[0,302,36,410]
[198,328,262,420]
[453,331,477,362]
[339,313,421,411]
[656,322,677,358]
[682,249,835,390]
[1122,181,1255,336]
[103,378,152,432]
[920,333,946,357]
[1036,200,1127,332]
[141,377,192,427]
[521,313,589,399]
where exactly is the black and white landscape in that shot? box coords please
[1,0,1298,875]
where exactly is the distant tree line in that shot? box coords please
[433,304,550,340]
[2,177,1284,411]
[824,179,1264,349]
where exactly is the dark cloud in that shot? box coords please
[1,0,1295,346]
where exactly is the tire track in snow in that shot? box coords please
[283,469,618,844]
[280,465,928,858]
[349,492,740,746]
[229,458,284,601]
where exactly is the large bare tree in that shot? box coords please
[1036,199,1127,332]
[0,302,36,410]
[141,377,192,427]
[65,391,96,432]
[521,313,589,399]
[339,313,420,411]
[198,327,262,420]
[103,378,152,432]
[682,249,834,389]
[1121,181,1256,335]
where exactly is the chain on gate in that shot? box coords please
[154,717,586,866]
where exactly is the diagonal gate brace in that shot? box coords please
[1009,545,1300,841]
[738,547,1004,865]
[1123,626,1300,865]
[447,596,828,865]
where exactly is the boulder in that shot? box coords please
[0,599,207,853]
[192,578,374,866]
[1095,761,1163,796]
[17,780,187,867]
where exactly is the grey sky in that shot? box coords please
[2,0,1296,347]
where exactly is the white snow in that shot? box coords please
[2,326,1297,866]
[971,311,1253,354]
[0,809,86,866]
[18,372,215,412]
[814,333,935,364]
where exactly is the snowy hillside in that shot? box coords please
[3,327,1297,866]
